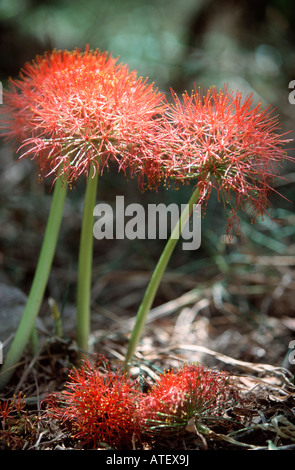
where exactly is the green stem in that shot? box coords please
[76,165,99,353]
[124,185,201,369]
[0,177,67,390]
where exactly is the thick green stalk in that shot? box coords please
[76,165,99,353]
[124,185,201,369]
[0,177,67,390]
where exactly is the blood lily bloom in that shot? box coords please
[0,46,166,389]
[161,86,293,234]
[2,46,165,185]
[140,363,236,438]
[124,85,293,369]
[43,356,141,449]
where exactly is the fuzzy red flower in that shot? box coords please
[2,46,166,186]
[43,356,141,449]
[140,363,237,437]
[161,86,292,234]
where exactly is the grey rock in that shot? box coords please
[0,282,27,343]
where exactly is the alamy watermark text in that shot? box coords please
[288,80,295,104]
[93,196,201,250]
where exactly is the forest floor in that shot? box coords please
[0,151,295,451]
[1,255,295,451]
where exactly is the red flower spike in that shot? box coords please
[140,363,237,437]
[0,400,14,429]
[43,356,142,449]
[1,46,166,186]
[11,393,26,415]
[161,85,293,234]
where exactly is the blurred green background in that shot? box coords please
[0,0,295,354]
[1,0,295,99]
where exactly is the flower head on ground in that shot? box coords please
[160,85,293,234]
[43,356,141,449]
[2,46,166,187]
[139,363,238,437]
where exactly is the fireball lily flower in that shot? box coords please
[44,356,140,448]
[0,46,166,389]
[140,363,236,437]
[3,47,165,185]
[161,86,292,233]
[124,85,293,369]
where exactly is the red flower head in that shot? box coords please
[161,86,293,234]
[2,46,166,186]
[140,363,237,437]
[43,356,141,449]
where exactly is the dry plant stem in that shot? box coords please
[0,177,67,391]
[124,184,201,370]
[76,164,99,353]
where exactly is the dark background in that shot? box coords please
[0,0,295,367]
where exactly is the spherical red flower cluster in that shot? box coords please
[44,356,140,449]
[160,86,292,234]
[2,46,166,186]
[2,47,292,230]
[2,45,293,236]
[43,357,237,448]
[139,363,236,436]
